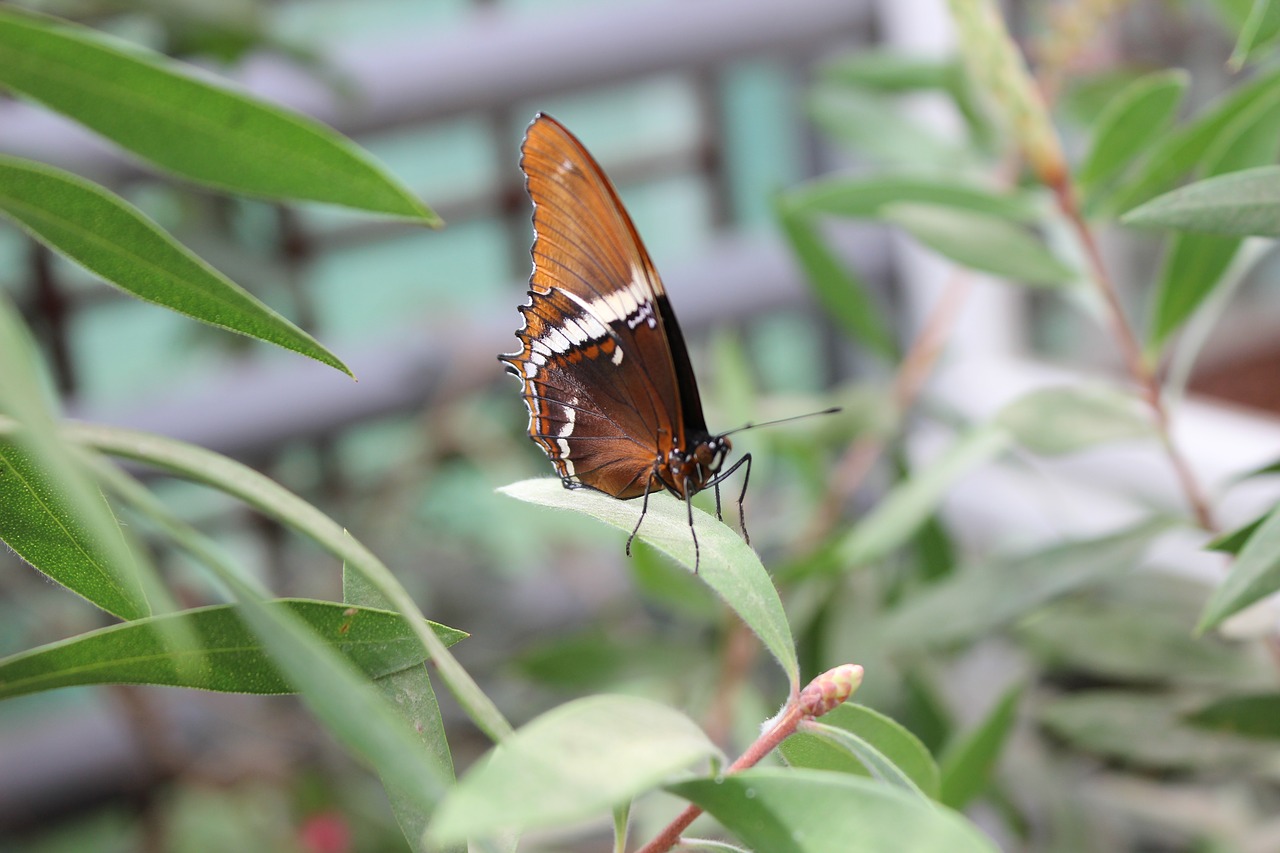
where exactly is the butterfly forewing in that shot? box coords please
[503,114,695,498]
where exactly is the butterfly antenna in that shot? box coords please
[719,406,841,438]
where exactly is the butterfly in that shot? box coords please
[499,113,751,570]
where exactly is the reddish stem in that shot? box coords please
[633,704,804,853]
[1053,180,1217,533]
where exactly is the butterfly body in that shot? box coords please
[500,113,749,566]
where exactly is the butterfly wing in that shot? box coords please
[501,113,701,497]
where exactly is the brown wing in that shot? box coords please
[501,113,692,498]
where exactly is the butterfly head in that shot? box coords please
[664,433,731,497]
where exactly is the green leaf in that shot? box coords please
[1145,91,1280,351]
[1038,691,1262,770]
[938,683,1021,810]
[820,51,960,92]
[430,695,719,843]
[498,478,799,688]
[0,598,465,700]
[781,704,941,799]
[0,437,147,620]
[1147,233,1242,352]
[1207,513,1265,555]
[1198,502,1280,632]
[0,155,351,375]
[1101,68,1280,215]
[63,421,515,745]
[808,87,965,169]
[774,199,897,359]
[344,567,460,853]
[786,174,1038,221]
[0,7,437,223]
[1077,70,1188,194]
[1186,692,1280,737]
[883,203,1077,286]
[879,519,1167,650]
[1019,594,1271,689]
[0,298,149,621]
[668,768,998,853]
[837,425,1010,571]
[1124,165,1280,236]
[994,385,1153,454]
[232,591,453,821]
[1230,0,1280,69]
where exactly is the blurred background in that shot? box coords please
[3,0,1280,850]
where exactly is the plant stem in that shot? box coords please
[633,705,803,853]
[634,665,861,853]
[1052,180,1217,533]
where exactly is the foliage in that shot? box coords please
[4,2,1280,852]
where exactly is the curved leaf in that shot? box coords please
[1198,502,1280,632]
[938,683,1021,810]
[837,425,1010,571]
[1078,70,1187,193]
[0,155,351,375]
[0,7,436,222]
[0,437,148,620]
[1186,692,1280,737]
[0,299,148,620]
[62,421,515,745]
[1102,68,1280,215]
[430,695,719,843]
[499,478,799,688]
[995,385,1153,455]
[774,199,896,359]
[782,704,941,799]
[345,567,462,853]
[884,203,1076,286]
[668,768,998,853]
[0,598,466,700]
[1123,165,1280,236]
[786,174,1038,221]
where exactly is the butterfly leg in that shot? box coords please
[682,476,701,573]
[707,453,753,545]
[627,472,658,557]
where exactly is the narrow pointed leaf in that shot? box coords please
[430,695,719,843]
[1230,0,1280,69]
[1102,68,1280,214]
[233,591,451,820]
[1145,93,1280,350]
[995,385,1153,455]
[880,519,1167,650]
[1186,692,1280,737]
[0,7,437,222]
[499,478,799,688]
[884,203,1076,286]
[775,199,896,359]
[786,174,1038,221]
[837,425,1010,570]
[1198,503,1280,632]
[345,567,461,853]
[0,437,147,620]
[0,300,148,620]
[0,598,465,700]
[1078,70,1187,193]
[0,155,351,375]
[62,421,515,745]
[1207,513,1265,555]
[669,769,998,853]
[1123,166,1280,236]
[938,683,1021,810]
